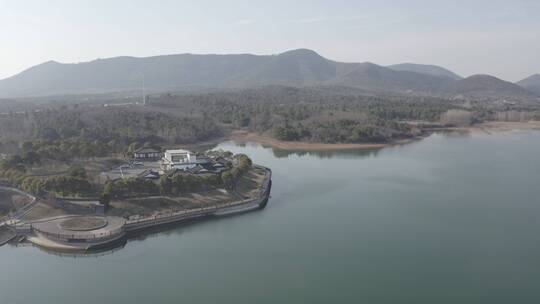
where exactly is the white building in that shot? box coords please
[161,149,198,171]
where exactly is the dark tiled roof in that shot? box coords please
[200,162,216,171]
[137,170,160,179]
[187,164,205,174]
[196,156,211,163]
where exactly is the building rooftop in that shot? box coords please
[137,170,160,179]
[165,149,193,154]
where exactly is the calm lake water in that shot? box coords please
[2,131,540,304]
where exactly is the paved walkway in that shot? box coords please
[32,215,125,239]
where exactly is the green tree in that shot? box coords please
[221,171,234,190]
[99,193,111,210]
[68,166,87,179]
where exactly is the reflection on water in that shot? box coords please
[222,140,382,159]
[269,146,381,159]
[2,131,540,304]
[16,241,126,258]
[434,129,473,138]
[179,132,472,159]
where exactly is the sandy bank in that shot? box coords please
[469,121,540,134]
[230,131,405,151]
[430,121,540,135]
[230,121,540,151]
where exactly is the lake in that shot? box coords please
[1,131,540,304]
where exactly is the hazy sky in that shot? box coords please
[1,0,539,81]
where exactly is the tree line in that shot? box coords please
[1,160,93,198]
[2,86,539,151]
[100,154,253,205]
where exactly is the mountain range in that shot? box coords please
[517,74,540,96]
[387,63,462,80]
[0,49,538,101]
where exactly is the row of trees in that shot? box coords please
[100,154,253,203]
[20,139,118,160]
[158,173,221,195]
[2,85,540,150]
[148,86,459,144]
[2,145,254,204]
[0,160,93,198]
[221,154,252,189]
[0,105,223,156]
[101,178,159,201]
[89,108,221,144]
[273,119,409,143]
[19,175,92,197]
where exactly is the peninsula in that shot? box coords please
[0,147,271,253]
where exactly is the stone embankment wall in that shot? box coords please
[125,165,272,233]
[3,165,271,252]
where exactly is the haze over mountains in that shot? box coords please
[387,63,463,80]
[448,75,536,100]
[0,49,538,101]
[517,74,540,96]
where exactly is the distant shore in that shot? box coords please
[229,121,540,151]
[230,130,415,151]
[467,121,540,134]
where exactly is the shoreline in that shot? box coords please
[230,130,415,151]
[229,121,540,151]
[465,121,540,134]
[5,165,272,254]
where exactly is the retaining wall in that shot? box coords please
[125,165,271,233]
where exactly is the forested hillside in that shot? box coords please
[1,86,538,157]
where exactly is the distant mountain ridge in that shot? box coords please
[0,49,537,101]
[446,75,536,100]
[517,74,540,96]
[387,63,462,80]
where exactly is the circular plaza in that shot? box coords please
[29,215,126,252]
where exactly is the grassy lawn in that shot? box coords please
[107,188,238,219]
[21,202,68,221]
[235,167,266,198]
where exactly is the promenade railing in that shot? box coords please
[32,225,125,241]
[125,166,271,229]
